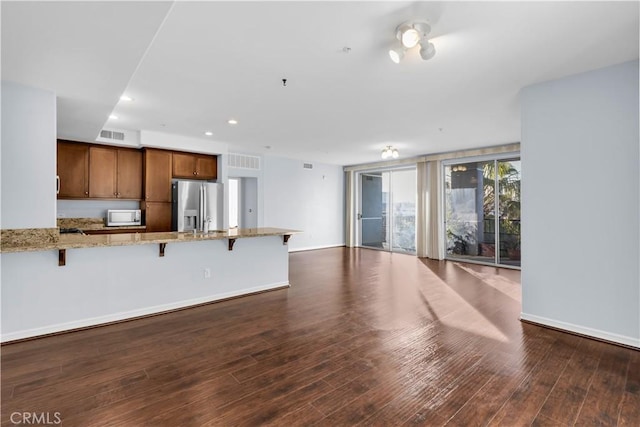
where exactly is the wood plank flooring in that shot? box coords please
[2,247,638,426]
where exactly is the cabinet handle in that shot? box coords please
[85,191,89,195]
[193,171,196,175]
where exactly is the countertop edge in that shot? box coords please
[1,228,302,254]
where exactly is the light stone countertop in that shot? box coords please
[0,228,301,254]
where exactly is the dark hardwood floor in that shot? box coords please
[2,248,638,426]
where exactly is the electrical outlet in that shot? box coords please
[203,268,211,279]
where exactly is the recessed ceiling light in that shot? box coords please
[228,119,238,125]
[120,95,133,102]
[204,131,213,136]
[109,114,118,120]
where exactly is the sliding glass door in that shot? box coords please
[359,169,416,254]
[444,157,521,267]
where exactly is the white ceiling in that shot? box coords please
[2,1,638,166]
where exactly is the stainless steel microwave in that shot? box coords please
[107,209,141,226]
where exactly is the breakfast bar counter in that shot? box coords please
[1,227,301,342]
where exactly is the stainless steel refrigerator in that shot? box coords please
[172,180,224,232]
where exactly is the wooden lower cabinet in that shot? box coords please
[142,202,172,232]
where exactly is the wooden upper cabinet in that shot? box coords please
[57,140,89,198]
[144,148,172,202]
[172,152,196,178]
[58,141,142,200]
[196,156,217,179]
[172,152,217,180]
[89,146,117,198]
[88,146,142,199]
[117,149,143,199]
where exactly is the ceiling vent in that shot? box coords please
[228,153,260,170]
[303,163,313,169]
[99,130,125,141]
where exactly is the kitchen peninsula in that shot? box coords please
[0,227,299,342]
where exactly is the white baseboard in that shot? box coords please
[520,312,640,349]
[288,244,345,253]
[1,282,290,343]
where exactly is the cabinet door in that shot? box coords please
[117,149,143,199]
[144,149,172,202]
[196,156,217,179]
[57,141,89,198]
[172,152,196,178]
[144,201,172,232]
[89,146,118,198]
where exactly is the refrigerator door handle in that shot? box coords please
[202,184,207,229]
[199,184,205,231]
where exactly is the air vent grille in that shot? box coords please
[228,153,260,170]
[100,130,125,141]
[303,163,313,169]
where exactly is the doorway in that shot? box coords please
[228,177,258,229]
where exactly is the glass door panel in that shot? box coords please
[390,169,416,253]
[361,173,388,249]
[359,169,415,254]
[445,161,496,263]
[497,159,521,266]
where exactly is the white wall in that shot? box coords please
[263,156,345,251]
[240,177,258,228]
[1,81,57,229]
[520,60,639,347]
[1,236,288,341]
[57,200,140,219]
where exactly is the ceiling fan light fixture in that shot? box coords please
[401,28,421,48]
[381,145,399,159]
[391,20,435,63]
[419,42,436,61]
[388,46,405,64]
